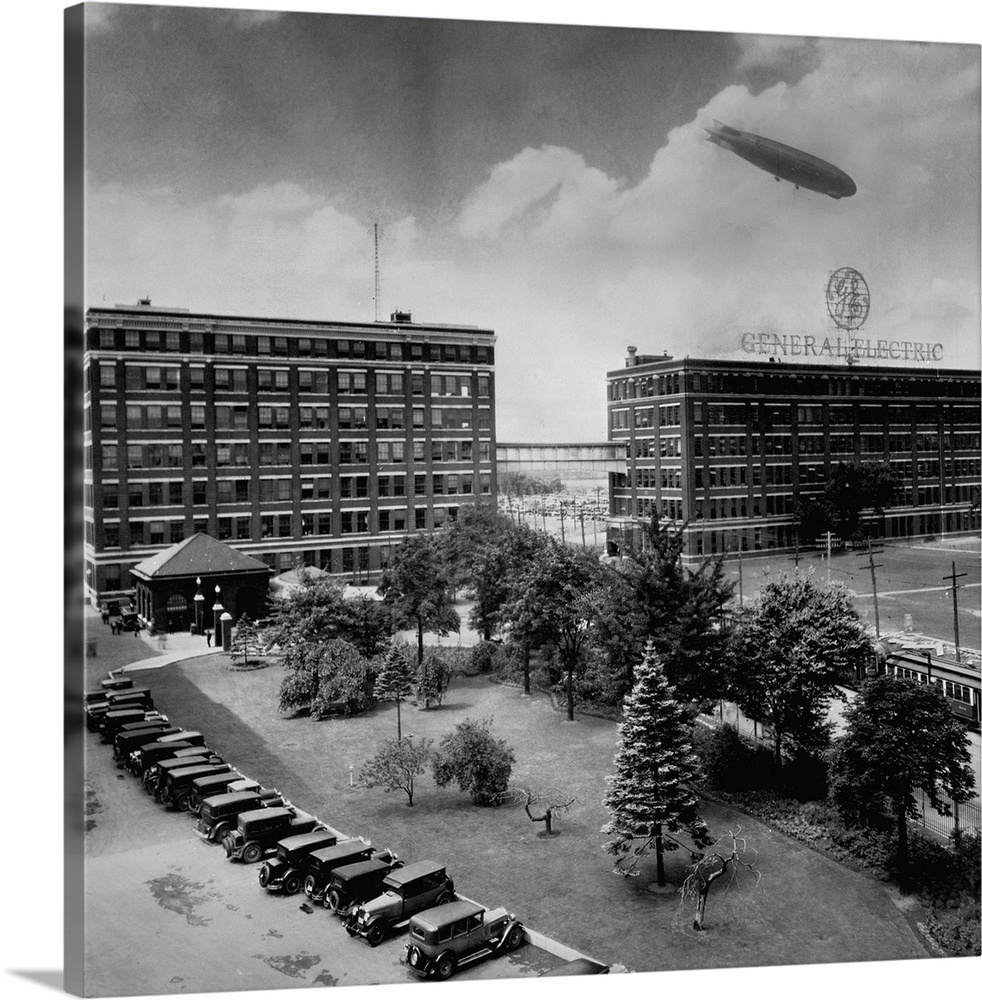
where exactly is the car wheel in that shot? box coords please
[223,838,234,858]
[326,889,342,912]
[283,873,302,896]
[434,953,457,981]
[366,922,386,947]
[212,823,230,843]
[242,842,264,864]
[258,866,271,888]
[435,891,454,906]
[303,876,317,899]
[175,794,191,813]
[506,925,524,951]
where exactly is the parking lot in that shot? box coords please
[83,724,563,996]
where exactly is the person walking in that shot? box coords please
[205,630,212,647]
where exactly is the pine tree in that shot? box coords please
[602,642,710,886]
[374,644,416,739]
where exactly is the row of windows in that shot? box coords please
[96,363,492,398]
[96,440,493,470]
[90,325,494,365]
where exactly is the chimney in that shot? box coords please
[390,309,413,324]
[626,345,637,367]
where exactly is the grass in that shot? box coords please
[144,654,928,973]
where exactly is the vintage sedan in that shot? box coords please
[402,899,524,979]
[344,861,455,946]
[323,856,404,915]
[222,807,320,863]
[257,830,340,894]
[194,790,284,843]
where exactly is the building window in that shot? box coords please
[99,364,116,389]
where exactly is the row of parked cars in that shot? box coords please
[86,672,534,981]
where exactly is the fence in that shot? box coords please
[915,787,981,840]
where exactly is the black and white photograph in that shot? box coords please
[9,2,982,1000]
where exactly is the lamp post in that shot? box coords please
[212,585,224,644]
[193,577,205,635]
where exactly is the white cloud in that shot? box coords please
[735,34,810,71]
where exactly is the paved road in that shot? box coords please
[82,726,562,996]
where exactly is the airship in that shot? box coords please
[704,120,857,199]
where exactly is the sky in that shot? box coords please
[81,3,981,441]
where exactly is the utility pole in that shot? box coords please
[942,560,966,663]
[858,539,884,638]
[824,530,833,586]
[736,546,744,608]
[559,501,566,543]
[580,512,586,547]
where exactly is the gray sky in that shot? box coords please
[83,3,981,440]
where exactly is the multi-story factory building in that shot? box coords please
[606,348,980,560]
[83,301,496,602]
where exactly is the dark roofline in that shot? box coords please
[86,305,492,337]
[607,356,981,380]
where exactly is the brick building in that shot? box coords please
[83,301,496,602]
[606,349,980,560]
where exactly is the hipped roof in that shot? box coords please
[129,533,272,581]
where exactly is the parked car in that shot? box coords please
[100,674,133,691]
[301,840,380,903]
[538,958,610,977]
[344,861,455,946]
[323,855,404,915]
[156,762,234,810]
[113,726,182,764]
[187,772,250,815]
[194,789,285,843]
[258,830,340,894]
[401,899,524,979]
[128,732,206,774]
[98,709,166,742]
[144,753,222,793]
[222,807,321,863]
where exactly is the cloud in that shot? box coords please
[735,34,811,71]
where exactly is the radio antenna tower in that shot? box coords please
[373,222,381,322]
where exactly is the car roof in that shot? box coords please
[203,791,262,807]
[192,772,237,787]
[239,806,292,823]
[383,860,444,885]
[140,741,193,753]
[169,764,229,780]
[310,840,371,863]
[163,731,202,742]
[278,830,336,851]
[331,858,389,881]
[410,900,484,931]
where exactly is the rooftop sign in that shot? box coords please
[741,332,943,363]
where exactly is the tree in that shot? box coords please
[732,573,871,767]
[797,461,897,543]
[618,516,735,704]
[374,644,415,739]
[500,537,601,720]
[265,575,349,648]
[432,717,516,805]
[360,735,433,807]
[415,650,453,709]
[343,593,393,659]
[278,638,374,718]
[520,786,576,837]
[602,644,710,887]
[378,535,460,666]
[830,674,976,889]
[229,613,264,669]
[675,828,762,932]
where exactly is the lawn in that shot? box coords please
[143,653,928,974]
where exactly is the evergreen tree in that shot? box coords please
[602,643,710,886]
[374,644,415,739]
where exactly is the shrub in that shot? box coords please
[468,640,497,676]
[432,716,516,806]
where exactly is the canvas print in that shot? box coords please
[65,3,981,998]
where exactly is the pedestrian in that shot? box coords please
[110,621,116,635]
[101,607,109,626]
[205,630,212,647]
